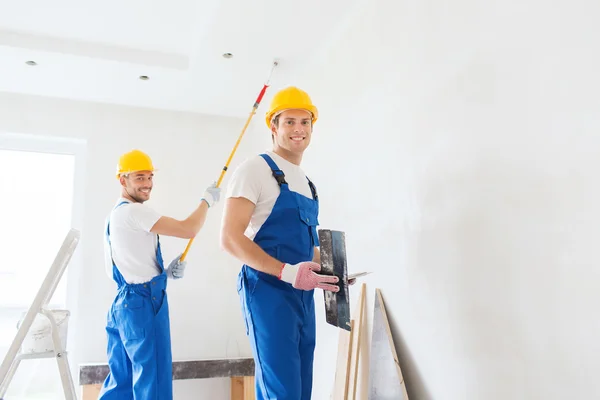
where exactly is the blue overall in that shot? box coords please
[238,154,320,400]
[99,200,173,400]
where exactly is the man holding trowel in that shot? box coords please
[99,149,220,400]
[221,86,352,399]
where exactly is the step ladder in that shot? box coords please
[0,228,81,399]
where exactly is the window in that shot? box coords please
[0,133,85,399]
[0,149,75,307]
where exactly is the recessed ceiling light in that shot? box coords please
[222,53,233,59]
[25,61,37,66]
[139,75,149,80]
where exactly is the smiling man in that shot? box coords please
[221,86,341,399]
[99,149,220,400]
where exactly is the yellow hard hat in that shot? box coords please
[116,149,155,179]
[265,86,318,128]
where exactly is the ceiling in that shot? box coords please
[0,0,361,118]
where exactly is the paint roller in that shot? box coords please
[179,59,280,262]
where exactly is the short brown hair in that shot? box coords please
[270,112,313,142]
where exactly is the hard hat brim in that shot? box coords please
[116,168,157,179]
[266,106,318,128]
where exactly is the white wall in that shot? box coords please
[0,92,270,399]
[296,0,600,399]
[3,1,599,397]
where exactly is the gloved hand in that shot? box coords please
[166,253,186,279]
[279,261,340,292]
[201,182,221,208]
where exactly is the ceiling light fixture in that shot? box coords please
[222,53,233,59]
[139,75,149,80]
[25,61,37,66]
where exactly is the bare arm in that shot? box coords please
[220,197,284,277]
[150,200,209,239]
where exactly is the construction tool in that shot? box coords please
[180,59,279,262]
[318,229,352,331]
[347,271,371,281]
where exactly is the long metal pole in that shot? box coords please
[180,60,279,261]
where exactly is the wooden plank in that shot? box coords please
[231,377,244,400]
[79,357,255,385]
[231,376,255,400]
[368,289,409,399]
[81,383,101,400]
[171,358,254,380]
[243,376,255,400]
[348,283,366,400]
[331,319,354,399]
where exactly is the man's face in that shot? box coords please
[272,109,313,155]
[120,171,153,203]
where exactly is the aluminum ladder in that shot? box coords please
[0,228,80,399]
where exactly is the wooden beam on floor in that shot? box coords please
[79,357,255,385]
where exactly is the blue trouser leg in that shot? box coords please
[299,291,316,400]
[99,324,133,399]
[240,269,316,400]
[100,280,173,400]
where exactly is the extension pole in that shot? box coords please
[180,60,279,261]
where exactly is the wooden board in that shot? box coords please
[332,319,354,399]
[368,289,409,399]
[82,383,101,400]
[348,283,366,400]
[332,283,367,400]
[231,376,255,400]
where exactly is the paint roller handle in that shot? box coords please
[179,183,221,262]
[279,262,340,292]
[180,60,279,262]
[214,82,270,188]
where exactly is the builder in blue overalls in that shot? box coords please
[221,87,348,399]
[99,149,220,400]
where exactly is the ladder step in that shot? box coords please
[16,351,62,360]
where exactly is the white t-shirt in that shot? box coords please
[225,150,317,240]
[103,198,163,284]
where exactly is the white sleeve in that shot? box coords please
[125,204,163,232]
[226,158,262,204]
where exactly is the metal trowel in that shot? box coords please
[318,229,352,331]
[347,271,372,282]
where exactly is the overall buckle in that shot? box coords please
[272,170,287,186]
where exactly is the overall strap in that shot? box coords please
[105,200,130,244]
[259,154,288,189]
[106,200,130,287]
[155,235,165,272]
[306,177,318,201]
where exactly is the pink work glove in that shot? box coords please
[279,261,340,292]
